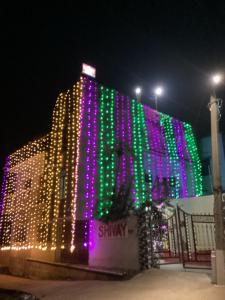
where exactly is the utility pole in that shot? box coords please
[135,87,142,103]
[209,91,225,285]
[155,95,158,111]
[154,86,163,111]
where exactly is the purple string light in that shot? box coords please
[83,78,99,248]
[172,118,189,198]
[126,96,136,202]
[88,81,98,249]
[144,107,159,201]
[159,117,171,198]
[115,92,121,192]
[0,156,10,236]
[121,95,126,186]
[154,112,164,199]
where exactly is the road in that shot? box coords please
[0,268,225,300]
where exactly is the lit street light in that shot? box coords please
[135,87,142,102]
[154,86,163,111]
[212,74,222,85]
[209,73,225,285]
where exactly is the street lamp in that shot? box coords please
[154,86,163,111]
[135,87,142,103]
[212,74,222,85]
[209,73,225,285]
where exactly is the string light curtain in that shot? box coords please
[0,136,48,250]
[0,76,203,252]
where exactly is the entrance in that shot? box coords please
[153,209,181,265]
[177,206,215,269]
[153,205,215,269]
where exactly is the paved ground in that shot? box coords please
[0,268,225,300]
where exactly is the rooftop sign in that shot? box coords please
[82,63,96,78]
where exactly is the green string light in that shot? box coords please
[131,100,148,207]
[160,113,180,198]
[138,104,152,202]
[183,123,203,196]
[98,86,116,217]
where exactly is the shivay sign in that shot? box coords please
[98,222,128,239]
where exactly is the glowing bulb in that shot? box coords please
[135,87,142,95]
[212,74,222,85]
[154,86,163,96]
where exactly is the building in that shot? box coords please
[0,66,203,277]
[200,134,225,195]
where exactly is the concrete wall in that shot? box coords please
[0,248,57,276]
[171,195,214,214]
[200,135,225,194]
[89,216,140,271]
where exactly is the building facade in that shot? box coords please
[0,71,203,272]
[200,134,225,195]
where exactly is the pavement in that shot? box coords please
[0,267,225,300]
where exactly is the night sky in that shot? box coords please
[1,1,225,179]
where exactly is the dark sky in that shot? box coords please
[1,1,225,178]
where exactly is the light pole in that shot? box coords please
[209,73,225,285]
[135,87,142,103]
[154,86,163,111]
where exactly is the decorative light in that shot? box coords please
[131,99,147,207]
[82,77,98,249]
[71,77,85,252]
[0,73,203,254]
[0,136,48,250]
[139,104,152,202]
[183,123,203,196]
[97,86,116,217]
[160,113,180,198]
[172,118,188,198]
[115,91,121,192]
[126,96,135,201]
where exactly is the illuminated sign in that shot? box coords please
[98,222,128,239]
[82,63,96,78]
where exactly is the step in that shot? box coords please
[25,259,135,280]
